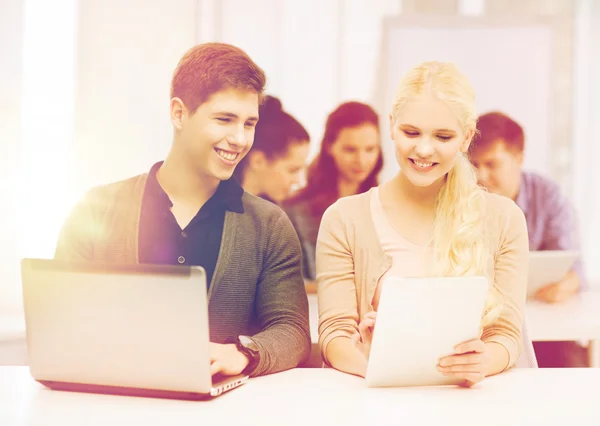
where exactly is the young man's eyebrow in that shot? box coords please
[212,112,259,122]
[212,112,238,118]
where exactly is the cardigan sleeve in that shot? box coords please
[481,195,529,370]
[316,201,361,366]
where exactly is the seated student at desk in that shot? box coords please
[233,96,313,292]
[285,102,383,292]
[317,62,528,386]
[54,43,311,377]
[469,111,588,367]
[234,95,310,205]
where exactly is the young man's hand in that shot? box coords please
[209,343,249,376]
[535,270,580,304]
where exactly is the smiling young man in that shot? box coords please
[54,43,311,377]
[469,111,588,367]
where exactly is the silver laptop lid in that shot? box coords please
[21,259,213,394]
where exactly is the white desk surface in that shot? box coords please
[3,291,600,362]
[308,291,600,343]
[0,317,26,343]
[4,291,599,345]
[526,291,600,341]
[0,367,599,426]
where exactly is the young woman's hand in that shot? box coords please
[351,312,377,361]
[437,339,490,387]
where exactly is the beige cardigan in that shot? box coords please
[316,188,529,369]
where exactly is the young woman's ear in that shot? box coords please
[388,113,395,141]
[460,129,475,153]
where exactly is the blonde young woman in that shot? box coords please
[316,62,528,387]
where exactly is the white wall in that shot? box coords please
[0,0,199,317]
[381,20,553,182]
[0,0,24,315]
[198,0,401,160]
[572,0,600,284]
[73,0,198,198]
[19,0,78,260]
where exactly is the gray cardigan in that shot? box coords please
[54,173,311,377]
[283,199,319,281]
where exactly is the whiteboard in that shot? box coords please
[379,17,556,182]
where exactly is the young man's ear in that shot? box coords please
[514,150,524,166]
[170,97,186,130]
[247,151,267,171]
[500,141,524,166]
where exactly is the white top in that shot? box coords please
[370,187,434,310]
[1,367,599,426]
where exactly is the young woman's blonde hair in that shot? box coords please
[391,62,502,326]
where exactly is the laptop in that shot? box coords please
[365,276,488,388]
[20,258,248,400]
[527,250,578,298]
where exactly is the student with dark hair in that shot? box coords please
[284,101,383,285]
[469,111,587,368]
[54,43,311,377]
[234,96,310,204]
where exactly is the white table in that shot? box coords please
[525,291,600,367]
[0,317,27,366]
[308,292,600,367]
[0,367,598,426]
[4,292,600,366]
[526,292,600,341]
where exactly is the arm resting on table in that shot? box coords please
[248,213,311,376]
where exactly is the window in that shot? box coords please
[0,0,78,316]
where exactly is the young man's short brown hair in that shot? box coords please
[470,111,525,155]
[170,43,266,113]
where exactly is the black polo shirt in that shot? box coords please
[138,162,244,289]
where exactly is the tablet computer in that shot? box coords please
[365,275,488,388]
[527,250,578,297]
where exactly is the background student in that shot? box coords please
[285,101,383,288]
